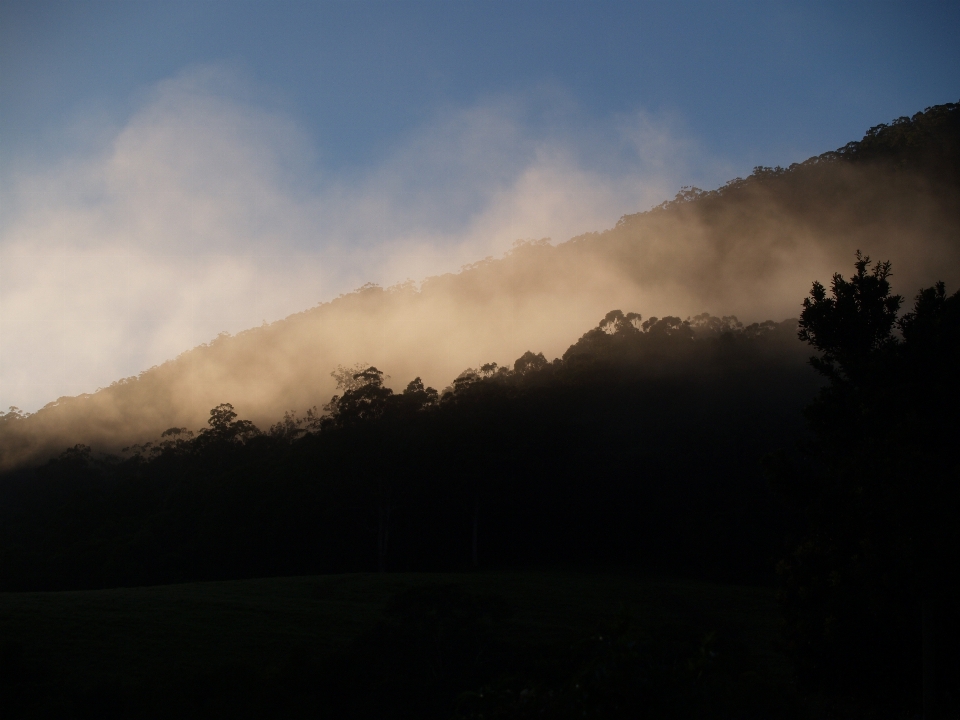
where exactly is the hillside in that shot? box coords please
[0,309,820,590]
[2,101,958,469]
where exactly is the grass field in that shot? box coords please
[0,571,802,718]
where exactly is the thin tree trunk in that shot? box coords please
[472,490,480,568]
[384,506,390,570]
[377,504,391,573]
[923,598,936,719]
[377,507,382,573]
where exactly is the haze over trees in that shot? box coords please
[2,253,957,715]
[0,309,817,590]
[1,102,958,470]
[1,101,959,717]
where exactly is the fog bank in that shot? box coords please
[2,76,958,469]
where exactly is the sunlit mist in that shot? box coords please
[1,70,958,469]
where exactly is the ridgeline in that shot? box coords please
[2,102,958,470]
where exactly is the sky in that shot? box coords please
[1,0,959,413]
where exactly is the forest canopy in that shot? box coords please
[0,308,816,591]
[2,256,957,714]
[1,101,958,471]
[2,100,959,717]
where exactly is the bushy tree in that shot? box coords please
[776,253,959,716]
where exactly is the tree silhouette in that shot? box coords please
[321,367,393,429]
[798,251,902,384]
[0,308,820,593]
[778,252,960,716]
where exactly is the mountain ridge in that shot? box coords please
[2,101,958,470]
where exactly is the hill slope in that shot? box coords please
[2,102,958,469]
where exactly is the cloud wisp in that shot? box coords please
[3,72,958,471]
[0,67,696,413]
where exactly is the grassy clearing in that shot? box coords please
[0,571,800,718]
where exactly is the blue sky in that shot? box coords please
[4,0,959,176]
[1,0,959,411]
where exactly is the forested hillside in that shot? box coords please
[1,102,958,470]
[0,311,818,590]
[3,251,957,716]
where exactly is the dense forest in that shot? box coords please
[0,311,817,590]
[3,253,959,714]
[1,102,958,470]
[2,102,959,717]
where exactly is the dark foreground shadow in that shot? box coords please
[2,583,802,719]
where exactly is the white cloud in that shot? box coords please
[0,66,697,412]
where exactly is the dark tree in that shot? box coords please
[777,253,960,717]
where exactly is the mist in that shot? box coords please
[0,67,690,415]
[2,70,958,469]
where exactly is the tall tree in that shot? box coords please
[777,253,960,716]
